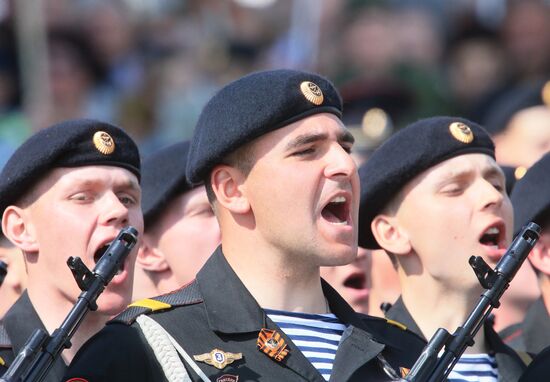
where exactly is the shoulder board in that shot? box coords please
[0,322,12,348]
[514,350,533,366]
[359,314,425,346]
[110,280,203,325]
[385,318,407,331]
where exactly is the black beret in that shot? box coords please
[141,141,193,227]
[186,69,343,184]
[0,119,140,216]
[358,116,495,249]
[483,79,550,136]
[511,153,550,235]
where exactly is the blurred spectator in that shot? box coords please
[45,26,113,126]
[0,20,29,169]
[501,0,550,84]
[445,24,509,121]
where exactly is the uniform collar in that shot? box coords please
[385,296,425,339]
[196,247,375,335]
[3,290,68,380]
[196,248,265,333]
[519,297,550,353]
[3,291,46,353]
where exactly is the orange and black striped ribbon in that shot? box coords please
[257,328,289,362]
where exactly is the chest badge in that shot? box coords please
[193,348,243,370]
[257,328,289,362]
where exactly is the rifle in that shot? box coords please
[404,222,541,382]
[0,226,138,382]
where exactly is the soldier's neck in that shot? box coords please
[223,238,328,314]
[400,278,489,354]
[27,287,109,363]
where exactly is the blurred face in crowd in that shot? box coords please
[4,166,143,315]
[144,186,221,286]
[240,113,359,267]
[320,247,371,313]
[384,154,513,289]
[0,239,27,317]
[494,106,550,168]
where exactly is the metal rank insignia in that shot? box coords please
[448,122,474,144]
[300,81,324,105]
[93,131,116,155]
[193,348,243,370]
[257,328,289,362]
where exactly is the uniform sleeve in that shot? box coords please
[63,323,163,382]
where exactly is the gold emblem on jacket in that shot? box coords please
[193,348,243,370]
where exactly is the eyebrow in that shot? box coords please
[119,178,141,193]
[437,163,504,184]
[482,165,505,180]
[75,177,141,193]
[284,129,355,152]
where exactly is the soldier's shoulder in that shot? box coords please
[0,322,13,371]
[358,313,426,348]
[110,280,203,326]
[65,323,155,382]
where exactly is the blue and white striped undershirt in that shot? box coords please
[265,309,346,381]
[447,353,498,382]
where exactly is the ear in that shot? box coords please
[2,206,39,253]
[528,235,550,276]
[135,235,170,272]
[210,165,250,214]
[371,214,411,256]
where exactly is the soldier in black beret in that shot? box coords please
[499,153,550,355]
[131,141,220,301]
[482,81,549,339]
[484,79,550,168]
[65,69,426,382]
[500,165,528,196]
[358,116,531,380]
[0,119,143,381]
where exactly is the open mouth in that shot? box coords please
[321,195,350,225]
[478,223,506,249]
[94,242,125,274]
[343,272,366,290]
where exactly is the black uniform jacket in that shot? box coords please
[518,344,550,382]
[65,249,426,381]
[500,298,550,355]
[386,297,529,382]
[0,291,67,381]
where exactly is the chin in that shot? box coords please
[322,246,357,266]
[97,292,132,316]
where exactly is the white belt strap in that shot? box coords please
[136,314,211,382]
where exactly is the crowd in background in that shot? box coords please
[0,0,549,168]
